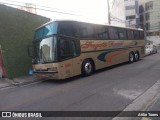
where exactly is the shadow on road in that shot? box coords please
[46,75,82,83]
[41,60,143,85]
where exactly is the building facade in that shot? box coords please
[110,0,140,28]
[124,0,140,28]
[110,0,125,27]
[139,0,160,44]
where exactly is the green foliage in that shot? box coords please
[0,5,50,79]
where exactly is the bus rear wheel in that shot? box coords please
[81,59,94,76]
[129,52,134,63]
[134,52,139,61]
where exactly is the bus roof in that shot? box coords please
[36,20,143,31]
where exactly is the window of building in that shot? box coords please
[147,31,159,36]
[125,5,135,10]
[146,23,150,30]
[140,15,144,22]
[145,1,153,11]
[139,5,144,13]
[146,13,150,21]
[126,15,136,20]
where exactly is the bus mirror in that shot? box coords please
[27,45,33,57]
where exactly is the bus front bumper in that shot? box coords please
[33,71,60,80]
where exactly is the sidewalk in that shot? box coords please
[0,78,13,89]
[141,95,160,120]
[0,75,44,90]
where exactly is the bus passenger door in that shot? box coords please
[59,37,81,79]
[59,38,74,79]
[72,39,81,76]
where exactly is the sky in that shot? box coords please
[0,0,117,24]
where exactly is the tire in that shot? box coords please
[156,50,157,53]
[81,59,94,76]
[129,52,134,63]
[134,52,139,62]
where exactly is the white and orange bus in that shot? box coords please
[32,20,145,79]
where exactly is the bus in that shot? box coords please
[32,20,145,79]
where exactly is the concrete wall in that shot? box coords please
[0,5,50,79]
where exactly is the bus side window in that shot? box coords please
[118,28,127,40]
[59,39,79,60]
[108,27,119,39]
[59,22,77,37]
[127,30,134,39]
[134,31,140,39]
[71,41,78,56]
[140,31,144,39]
[80,27,88,38]
[79,23,95,39]
[95,26,109,39]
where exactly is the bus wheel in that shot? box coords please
[129,52,134,63]
[134,52,139,61]
[81,59,94,76]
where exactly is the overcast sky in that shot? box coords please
[0,0,115,24]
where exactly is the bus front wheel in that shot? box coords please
[81,59,94,76]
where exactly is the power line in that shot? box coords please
[107,0,111,24]
[110,0,124,13]
[111,19,126,23]
[114,0,123,8]
[110,14,126,22]
[3,0,78,14]
[111,0,116,9]
[1,0,112,24]
[0,2,82,16]
[111,16,125,22]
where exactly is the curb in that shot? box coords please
[0,78,14,90]
[12,77,45,87]
[112,80,160,120]
[0,76,46,90]
[141,117,152,120]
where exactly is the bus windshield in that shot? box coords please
[34,22,58,40]
[33,36,57,64]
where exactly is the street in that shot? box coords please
[0,52,160,120]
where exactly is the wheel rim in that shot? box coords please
[130,53,134,62]
[135,53,139,60]
[85,62,92,74]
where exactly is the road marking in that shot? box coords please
[141,117,152,120]
[113,89,143,100]
[112,80,160,120]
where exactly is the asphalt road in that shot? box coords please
[0,52,160,120]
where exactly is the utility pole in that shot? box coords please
[159,22,160,37]
[107,0,111,24]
